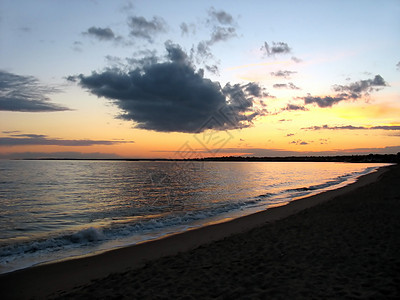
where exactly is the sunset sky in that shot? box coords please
[1,0,399,159]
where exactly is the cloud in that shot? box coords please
[209,26,237,45]
[2,130,21,134]
[291,56,302,63]
[72,41,83,52]
[331,145,400,155]
[397,61,400,71]
[205,8,237,46]
[169,145,400,157]
[270,70,297,79]
[273,82,300,90]
[302,94,346,108]
[207,7,235,25]
[180,22,196,36]
[261,41,291,57]
[290,139,309,145]
[0,152,123,160]
[179,9,237,74]
[319,138,329,145]
[19,26,31,33]
[332,74,387,98]
[302,124,400,131]
[300,75,388,108]
[125,50,159,68]
[284,104,307,111]
[0,134,134,147]
[0,71,69,112]
[83,26,121,42]
[286,133,294,137]
[127,16,167,42]
[71,43,265,133]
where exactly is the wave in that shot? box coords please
[0,196,262,269]
[257,166,377,200]
[0,227,105,265]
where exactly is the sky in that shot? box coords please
[1,0,399,159]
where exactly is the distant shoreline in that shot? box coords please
[7,152,400,163]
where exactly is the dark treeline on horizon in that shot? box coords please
[198,153,400,163]
[20,153,400,163]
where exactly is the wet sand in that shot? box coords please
[1,164,399,299]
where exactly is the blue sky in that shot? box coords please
[1,0,399,158]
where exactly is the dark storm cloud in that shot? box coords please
[0,134,134,146]
[301,75,388,108]
[0,70,69,112]
[83,27,118,41]
[273,82,300,90]
[261,42,291,57]
[303,124,400,131]
[270,70,297,79]
[70,44,265,133]
[127,16,167,42]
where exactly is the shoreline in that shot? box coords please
[0,164,396,298]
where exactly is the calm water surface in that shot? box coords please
[0,160,388,273]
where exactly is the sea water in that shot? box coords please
[0,160,389,273]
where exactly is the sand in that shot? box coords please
[1,164,399,299]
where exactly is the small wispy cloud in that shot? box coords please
[127,15,167,43]
[261,41,291,57]
[302,124,400,130]
[0,133,134,147]
[283,104,307,111]
[0,70,69,112]
[273,82,300,90]
[290,139,309,145]
[270,70,297,79]
[82,26,122,43]
[300,75,388,108]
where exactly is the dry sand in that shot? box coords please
[1,164,399,299]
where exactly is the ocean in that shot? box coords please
[0,160,389,274]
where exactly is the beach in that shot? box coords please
[1,163,399,299]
